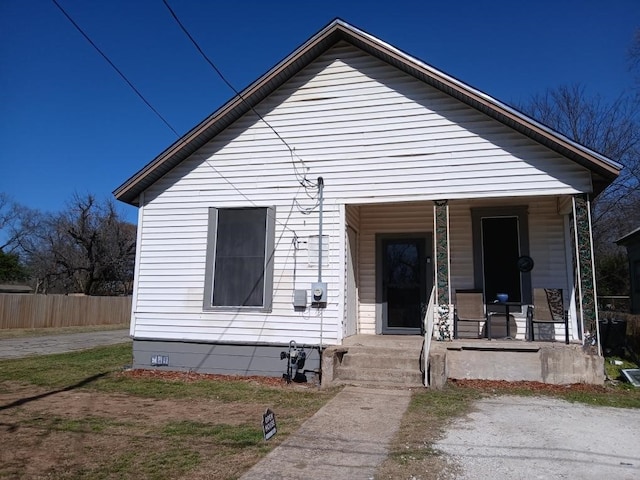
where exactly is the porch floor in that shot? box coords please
[342,334,424,349]
[343,334,572,351]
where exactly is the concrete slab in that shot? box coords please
[0,330,131,359]
[240,386,411,480]
[343,334,424,349]
[431,340,605,384]
[436,395,640,479]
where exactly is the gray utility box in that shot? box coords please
[311,282,327,307]
[293,289,307,308]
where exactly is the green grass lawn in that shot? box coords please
[0,343,338,479]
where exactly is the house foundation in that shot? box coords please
[132,339,322,382]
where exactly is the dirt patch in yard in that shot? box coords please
[0,373,329,479]
[1,385,258,426]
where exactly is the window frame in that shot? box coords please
[203,206,275,312]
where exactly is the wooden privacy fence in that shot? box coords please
[0,294,132,329]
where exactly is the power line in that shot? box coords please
[161,0,318,191]
[201,158,300,236]
[51,0,180,137]
[53,0,300,237]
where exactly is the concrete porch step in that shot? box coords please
[326,336,425,388]
[341,348,423,370]
[334,365,423,387]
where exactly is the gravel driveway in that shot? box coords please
[435,395,639,480]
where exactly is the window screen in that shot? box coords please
[204,207,275,310]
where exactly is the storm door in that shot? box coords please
[377,235,432,334]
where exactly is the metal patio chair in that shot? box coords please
[527,288,570,344]
[453,291,487,339]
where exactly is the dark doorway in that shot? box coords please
[378,235,432,333]
[481,217,521,303]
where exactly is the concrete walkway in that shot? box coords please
[0,329,131,359]
[240,386,412,480]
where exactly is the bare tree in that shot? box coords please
[0,193,42,254]
[521,85,639,225]
[519,84,639,296]
[20,194,136,295]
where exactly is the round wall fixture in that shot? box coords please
[517,255,535,273]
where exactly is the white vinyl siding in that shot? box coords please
[132,43,587,344]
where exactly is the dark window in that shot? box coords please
[204,207,275,310]
[471,206,531,305]
[481,217,521,302]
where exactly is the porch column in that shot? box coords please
[434,200,452,340]
[571,194,600,354]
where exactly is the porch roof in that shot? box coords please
[114,19,622,206]
[616,226,640,246]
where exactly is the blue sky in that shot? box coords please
[1,0,638,224]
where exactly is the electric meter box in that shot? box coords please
[311,282,327,306]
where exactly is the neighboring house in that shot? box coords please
[616,226,640,314]
[114,19,621,379]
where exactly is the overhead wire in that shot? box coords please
[51,0,180,138]
[161,0,320,196]
[51,0,300,237]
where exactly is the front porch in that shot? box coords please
[342,194,599,346]
[321,335,605,389]
[334,193,604,387]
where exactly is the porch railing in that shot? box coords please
[423,285,436,387]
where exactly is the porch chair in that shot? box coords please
[526,288,570,344]
[453,291,487,339]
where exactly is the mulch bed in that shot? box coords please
[121,368,304,388]
[450,378,609,394]
[123,370,612,394]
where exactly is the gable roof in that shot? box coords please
[114,19,622,206]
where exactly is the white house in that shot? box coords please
[114,20,621,381]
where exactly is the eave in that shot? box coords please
[114,19,622,206]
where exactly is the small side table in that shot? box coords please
[487,301,521,339]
